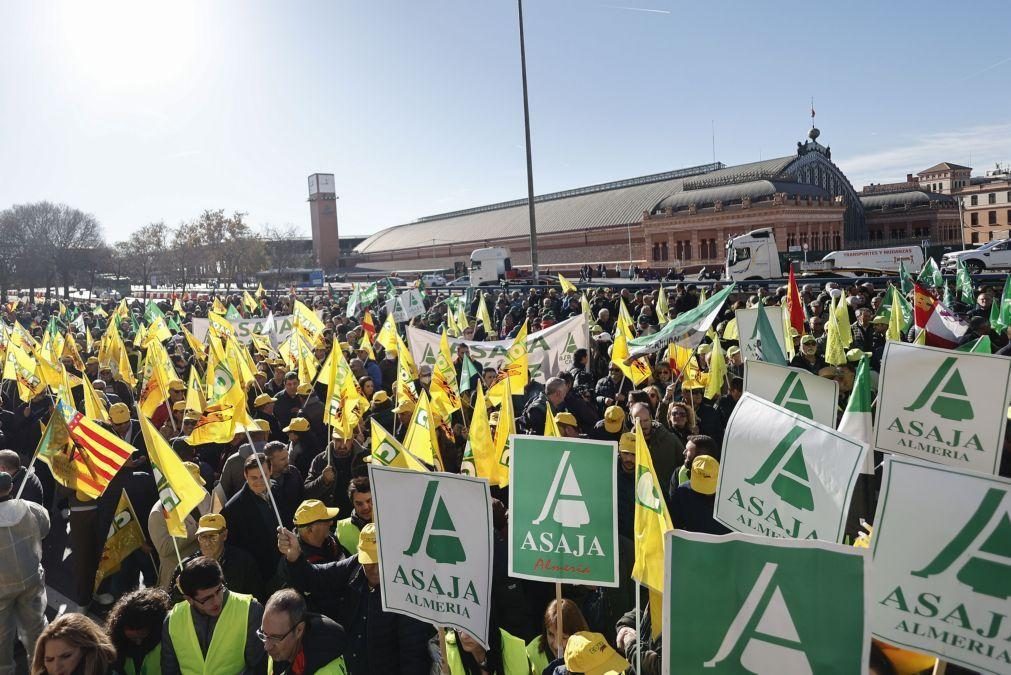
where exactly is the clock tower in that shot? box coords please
[307,173,340,270]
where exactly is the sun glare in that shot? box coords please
[56,1,199,90]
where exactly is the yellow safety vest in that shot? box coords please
[445,629,530,675]
[123,644,161,675]
[335,517,361,554]
[168,592,252,675]
[268,654,348,675]
[525,635,551,675]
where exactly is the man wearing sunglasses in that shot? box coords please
[162,556,266,674]
[259,589,348,675]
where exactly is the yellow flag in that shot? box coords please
[487,321,528,404]
[186,366,206,414]
[404,390,439,466]
[141,414,205,537]
[461,382,496,480]
[655,286,669,324]
[543,402,561,437]
[187,353,248,445]
[722,317,739,341]
[323,342,360,430]
[887,286,904,342]
[358,333,376,361]
[835,294,853,348]
[207,312,235,343]
[825,295,848,366]
[492,378,515,487]
[781,304,796,360]
[445,308,461,338]
[370,419,428,471]
[257,282,266,298]
[139,343,172,420]
[93,490,145,591]
[183,326,206,361]
[3,344,46,401]
[611,330,651,386]
[82,374,111,424]
[117,345,137,389]
[580,294,595,326]
[395,333,419,404]
[293,300,324,346]
[85,326,94,355]
[704,337,726,400]
[212,297,227,315]
[431,330,462,419]
[173,297,187,318]
[376,313,399,352]
[631,420,673,640]
[242,290,258,313]
[558,273,578,294]
[477,292,494,335]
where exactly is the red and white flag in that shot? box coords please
[913,283,967,348]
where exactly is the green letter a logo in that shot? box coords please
[904,356,974,422]
[403,481,466,564]
[911,487,1011,599]
[772,373,814,420]
[745,426,814,511]
[704,562,813,673]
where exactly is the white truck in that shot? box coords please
[940,239,1011,273]
[469,247,514,285]
[724,228,925,281]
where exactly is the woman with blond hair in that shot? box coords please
[666,401,697,447]
[526,599,590,675]
[31,613,116,675]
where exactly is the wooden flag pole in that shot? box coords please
[555,583,564,659]
[932,660,947,675]
[437,627,450,675]
[634,581,642,675]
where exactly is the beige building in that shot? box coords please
[917,162,972,194]
[959,174,1011,244]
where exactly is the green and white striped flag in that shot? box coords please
[917,257,943,290]
[897,260,914,295]
[837,355,874,474]
[955,259,974,305]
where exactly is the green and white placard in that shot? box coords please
[870,456,1011,673]
[663,530,869,674]
[369,464,494,647]
[875,341,1010,474]
[744,360,839,428]
[715,393,867,543]
[508,435,618,586]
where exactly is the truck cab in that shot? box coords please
[470,247,512,285]
[725,229,782,281]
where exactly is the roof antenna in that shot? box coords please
[711,119,716,164]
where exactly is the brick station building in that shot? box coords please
[345,128,962,275]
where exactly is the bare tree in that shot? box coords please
[119,222,167,299]
[168,221,204,295]
[261,224,313,279]
[192,209,264,290]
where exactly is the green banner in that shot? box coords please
[508,436,618,587]
[664,530,868,673]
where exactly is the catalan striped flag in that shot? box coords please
[38,401,134,499]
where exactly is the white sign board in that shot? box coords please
[735,307,788,363]
[385,289,426,322]
[191,314,295,345]
[715,393,867,544]
[407,314,588,384]
[869,456,1011,673]
[369,465,494,647]
[875,341,1011,474]
[744,360,839,428]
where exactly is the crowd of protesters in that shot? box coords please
[1,275,1006,675]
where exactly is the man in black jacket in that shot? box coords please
[260,589,348,674]
[170,513,265,602]
[303,435,364,516]
[278,523,433,675]
[222,454,283,585]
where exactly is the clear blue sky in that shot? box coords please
[2,0,1010,242]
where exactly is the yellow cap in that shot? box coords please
[253,393,273,408]
[697,343,712,355]
[195,513,226,535]
[183,410,202,422]
[690,455,719,495]
[172,400,187,412]
[372,390,390,405]
[564,632,630,675]
[168,379,186,392]
[618,432,636,454]
[253,419,271,434]
[283,417,310,433]
[182,461,205,486]
[393,399,415,414]
[726,345,741,357]
[296,383,313,396]
[555,411,578,428]
[109,402,131,425]
[293,499,340,526]
[357,523,378,564]
[339,341,351,351]
[846,348,867,362]
[604,406,625,434]
[86,356,99,366]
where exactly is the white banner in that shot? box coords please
[369,464,494,648]
[735,307,787,362]
[744,360,839,428]
[869,456,1011,673]
[406,314,588,384]
[385,289,426,322]
[715,393,868,544]
[874,341,1011,474]
[191,314,295,345]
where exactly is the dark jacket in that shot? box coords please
[269,614,348,675]
[271,466,304,529]
[668,482,731,536]
[273,391,303,431]
[171,545,266,602]
[286,554,433,675]
[643,422,684,504]
[221,484,282,582]
[8,467,43,506]
[617,606,661,675]
[304,445,363,515]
